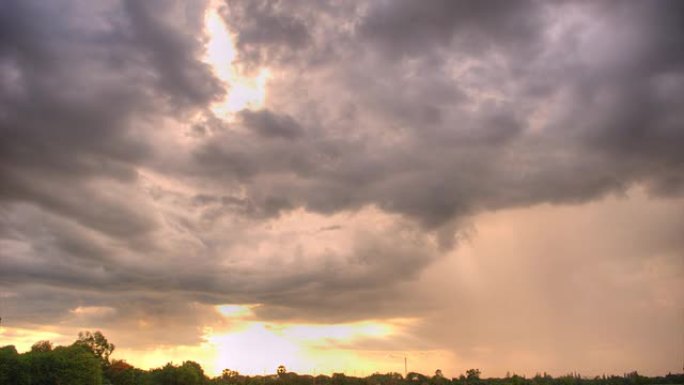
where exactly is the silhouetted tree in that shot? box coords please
[106,359,141,385]
[278,365,288,377]
[368,372,403,385]
[223,368,240,381]
[31,340,53,353]
[332,373,348,385]
[75,330,115,365]
[3,334,684,385]
[466,369,481,381]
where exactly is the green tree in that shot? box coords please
[52,344,103,385]
[149,361,206,385]
[152,363,178,385]
[0,345,27,385]
[75,330,115,364]
[178,360,207,385]
[31,340,53,353]
[21,343,102,385]
[106,359,141,385]
[22,347,58,385]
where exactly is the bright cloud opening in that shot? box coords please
[204,306,406,376]
[203,2,269,119]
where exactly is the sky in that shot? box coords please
[0,0,683,378]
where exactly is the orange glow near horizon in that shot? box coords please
[206,304,404,376]
[0,326,68,352]
[1,306,429,377]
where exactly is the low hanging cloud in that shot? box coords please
[1,0,683,368]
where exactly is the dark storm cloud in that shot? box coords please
[0,0,233,249]
[0,0,225,342]
[240,109,304,139]
[1,0,683,352]
[360,0,543,58]
[123,0,223,107]
[0,0,219,208]
[211,0,684,223]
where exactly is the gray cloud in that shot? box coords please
[360,0,543,59]
[123,0,223,108]
[0,0,682,372]
[223,0,311,70]
[208,0,684,221]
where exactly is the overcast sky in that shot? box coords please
[1,0,683,377]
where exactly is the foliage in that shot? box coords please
[52,344,103,385]
[1,334,683,385]
[106,359,145,385]
[147,360,207,385]
[0,345,27,385]
[75,330,116,364]
[466,369,482,381]
[18,343,102,385]
[30,341,53,353]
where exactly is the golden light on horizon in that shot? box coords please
[1,322,454,378]
[204,304,407,376]
[203,3,269,119]
[0,326,66,352]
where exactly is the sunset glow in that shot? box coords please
[1,0,683,382]
[206,304,401,375]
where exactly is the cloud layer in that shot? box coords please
[1,0,683,375]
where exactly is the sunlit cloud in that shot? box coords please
[70,306,116,317]
[216,304,257,318]
[203,2,269,119]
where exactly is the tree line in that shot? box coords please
[0,332,682,385]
